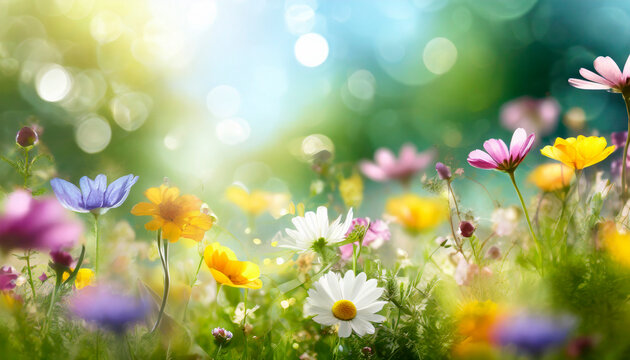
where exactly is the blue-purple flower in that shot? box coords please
[491,312,575,356]
[212,327,233,343]
[50,174,138,215]
[69,285,149,333]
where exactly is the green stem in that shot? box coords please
[93,214,100,275]
[241,288,249,360]
[151,230,169,333]
[62,245,86,287]
[182,255,204,321]
[447,180,462,222]
[508,171,543,269]
[23,148,30,188]
[622,93,630,202]
[43,271,63,335]
[25,250,37,300]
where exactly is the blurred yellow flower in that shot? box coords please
[203,242,262,289]
[62,268,95,289]
[131,185,214,242]
[527,163,575,192]
[601,222,630,268]
[457,300,499,342]
[452,339,497,360]
[339,173,363,209]
[385,194,448,231]
[226,185,291,219]
[541,135,616,169]
[288,201,305,217]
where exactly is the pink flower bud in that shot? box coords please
[435,162,451,180]
[459,221,475,238]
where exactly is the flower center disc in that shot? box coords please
[332,299,357,321]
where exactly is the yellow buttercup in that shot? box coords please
[527,163,575,192]
[540,135,615,170]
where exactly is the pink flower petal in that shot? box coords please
[360,161,388,181]
[509,128,528,161]
[593,56,623,85]
[518,133,536,160]
[467,150,499,170]
[483,139,510,164]
[568,78,611,90]
[374,148,396,170]
[623,55,630,79]
[398,144,417,166]
[579,68,614,87]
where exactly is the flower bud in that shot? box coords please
[38,272,48,282]
[435,162,451,180]
[15,127,38,148]
[212,327,233,343]
[487,246,501,260]
[459,221,475,238]
[49,250,73,272]
[361,346,374,356]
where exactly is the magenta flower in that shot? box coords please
[0,190,83,251]
[339,218,391,260]
[569,55,630,92]
[467,128,535,172]
[360,144,434,183]
[0,266,19,291]
[500,96,560,136]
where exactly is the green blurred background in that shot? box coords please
[0,0,627,245]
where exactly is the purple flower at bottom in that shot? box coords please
[491,313,575,356]
[0,191,83,251]
[0,266,19,291]
[51,174,138,215]
[69,286,149,333]
[212,327,233,343]
[339,218,391,260]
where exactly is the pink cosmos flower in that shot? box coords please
[500,97,560,136]
[569,55,630,92]
[360,144,434,183]
[339,218,391,260]
[467,128,535,172]
[0,190,83,251]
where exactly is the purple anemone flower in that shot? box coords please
[69,285,149,333]
[467,128,535,172]
[0,190,83,251]
[0,266,19,291]
[491,313,575,356]
[51,174,138,215]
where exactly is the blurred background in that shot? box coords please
[0,0,628,253]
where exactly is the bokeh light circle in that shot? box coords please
[347,69,376,100]
[110,92,153,131]
[423,37,457,75]
[207,85,241,118]
[75,115,112,154]
[294,33,329,67]
[216,118,251,145]
[285,4,315,34]
[36,64,72,102]
[90,10,124,43]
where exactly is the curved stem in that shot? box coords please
[62,245,86,287]
[151,230,169,333]
[182,255,204,321]
[241,288,249,360]
[622,94,630,202]
[446,180,462,222]
[25,250,37,300]
[508,171,543,270]
[43,271,63,335]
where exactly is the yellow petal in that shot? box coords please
[162,222,182,242]
[131,202,158,216]
[145,217,165,231]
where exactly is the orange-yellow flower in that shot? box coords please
[226,185,270,216]
[204,242,262,289]
[457,300,500,342]
[63,268,95,289]
[527,163,575,192]
[385,194,448,231]
[540,135,616,169]
[131,185,214,242]
[601,222,630,268]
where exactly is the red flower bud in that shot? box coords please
[15,126,38,148]
[459,221,475,238]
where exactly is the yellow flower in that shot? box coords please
[527,163,575,192]
[62,268,95,289]
[339,173,363,209]
[226,185,291,219]
[385,194,448,231]
[226,185,270,216]
[203,242,262,289]
[131,185,214,242]
[601,222,630,267]
[541,135,616,169]
[456,300,499,342]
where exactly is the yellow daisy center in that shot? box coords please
[332,299,357,321]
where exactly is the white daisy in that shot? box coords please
[282,206,353,252]
[305,270,386,338]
